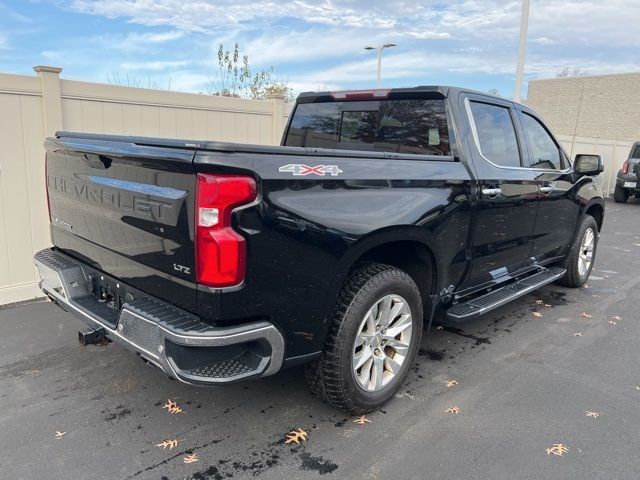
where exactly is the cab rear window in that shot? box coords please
[284,99,450,156]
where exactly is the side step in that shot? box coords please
[446,266,566,322]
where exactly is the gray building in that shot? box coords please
[526,72,640,143]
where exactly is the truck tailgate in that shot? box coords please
[45,134,198,313]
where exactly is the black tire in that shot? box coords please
[557,215,598,288]
[614,185,629,203]
[305,263,423,414]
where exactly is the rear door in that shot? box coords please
[46,135,198,313]
[461,95,540,290]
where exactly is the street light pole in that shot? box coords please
[364,43,397,88]
[513,0,530,103]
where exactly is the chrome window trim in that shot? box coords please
[464,97,572,174]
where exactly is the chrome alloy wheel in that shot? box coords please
[578,227,595,277]
[352,294,413,392]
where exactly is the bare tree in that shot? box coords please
[206,43,293,100]
[556,67,587,78]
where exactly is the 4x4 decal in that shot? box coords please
[279,164,343,177]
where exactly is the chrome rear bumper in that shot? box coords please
[34,248,284,385]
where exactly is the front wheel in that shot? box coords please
[305,263,423,414]
[557,215,598,287]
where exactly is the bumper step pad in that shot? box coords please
[446,266,566,322]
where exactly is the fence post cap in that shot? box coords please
[33,66,63,74]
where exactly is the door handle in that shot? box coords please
[539,186,553,194]
[482,187,502,197]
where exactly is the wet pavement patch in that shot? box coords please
[299,452,339,475]
[103,405,132,421]
[439,325,491,345]
[418,348,445,360]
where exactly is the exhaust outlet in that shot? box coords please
[78,327,108,346]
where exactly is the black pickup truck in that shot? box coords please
[35,87,605,413]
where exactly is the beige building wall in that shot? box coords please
[0,67,291,306]
[526,72,640,142]
[526,72,640,196]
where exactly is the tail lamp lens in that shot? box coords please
[195,174,257,287]
[622,160,630,174]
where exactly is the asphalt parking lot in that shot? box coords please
[1,198,639,480]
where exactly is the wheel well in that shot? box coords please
[585,203,604,231]
[355,240,436,314]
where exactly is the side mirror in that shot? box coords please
[574,154,603,176]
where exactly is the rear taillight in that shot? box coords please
[622,160,630,174]
[195,173,257,288]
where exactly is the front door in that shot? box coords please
[515,108,580,263]
[461,95,540,290]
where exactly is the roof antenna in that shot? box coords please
[569,85,585,159]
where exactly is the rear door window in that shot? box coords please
[285,99,450,156]
[469,101,522,168]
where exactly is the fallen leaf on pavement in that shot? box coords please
[535,299,544,305]
[546,443,569,456]
[353,415,372,425]
[446,380,459,387]
[162,399,184,414]
[156,439,179,450]
[573,332,583,337]
[585,411,600,418]
[580,312,592,318]
[285,429,308,444]
[533,312,543,318]
[609,320,617,325]
[445,406,461,414]
[54,431,66,439]
[612,315,622,321]
[183,453,199,464]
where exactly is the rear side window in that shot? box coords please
[285,99,450,156]
[519,113,563,170]
[469,101,521,168]
[630,144,640,159]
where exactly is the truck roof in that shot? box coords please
[296,85,509,104]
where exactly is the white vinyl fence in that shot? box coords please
[0,66,290,305]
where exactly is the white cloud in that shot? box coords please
[98,30,185,52]
[120,60,192,71]
[69,0,404,30]
[531,37,556,46]
[400,31,452,40]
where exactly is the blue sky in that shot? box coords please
[1,0,639,99]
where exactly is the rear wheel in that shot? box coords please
[614,185,629,203]
[305,263,423,414]
[557,215,598,287]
